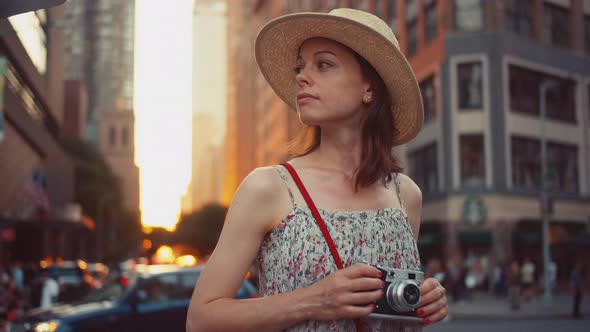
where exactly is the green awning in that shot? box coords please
[458,231,493,245]
[514,232,541,244]
[417,233,443,247]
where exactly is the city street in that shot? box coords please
[425,318,590,332]
[424,292,590,331]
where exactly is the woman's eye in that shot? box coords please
[294,66,303,74]
[318,61,332,70]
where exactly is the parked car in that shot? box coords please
[10,264,258,332]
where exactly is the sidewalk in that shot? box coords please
[448,292,590,320]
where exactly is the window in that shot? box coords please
[373,0,383,16]
[406,0,418,57]
[424,0,438,42]
[357,0,369,12]
[509,65,576,123]
[546,142,578,193]
[584,16,590,55]
[387,0,397,34]
[454,0,483,31]
[457,62,483,110]
[543,3,570,47]
[505,0,532,37]
[420,76,436,123]
[109,127,116,147]
[122,126,129,147]
[512,136,540,190]
[543,3,570,48]
[460,135,485,187]
[512,137,579,193]
[409,143,438,194]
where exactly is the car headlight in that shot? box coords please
[33,321,60,332]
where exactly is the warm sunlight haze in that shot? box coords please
[134,1,193,231]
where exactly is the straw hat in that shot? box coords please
[255,8,424,146]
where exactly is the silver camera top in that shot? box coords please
[375,265,424,283]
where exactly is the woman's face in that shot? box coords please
[294,38,371,126]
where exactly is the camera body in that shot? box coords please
[367,264,424,322]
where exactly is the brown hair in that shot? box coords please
[288,49,403,191]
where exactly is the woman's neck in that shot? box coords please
[313,127,362,177]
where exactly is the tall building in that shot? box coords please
[226,0,590,282]
[0,5,87,262]
[184,0,228,210]
[98,109,140,212]
[63,0,135,141]
[63,0,139,213]
[183,113,224,212]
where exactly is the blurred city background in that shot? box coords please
[0,0,589,331]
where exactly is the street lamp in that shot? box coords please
[539,79,558,306]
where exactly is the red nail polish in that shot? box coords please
[417,309,424,316]
[424,319,431,325]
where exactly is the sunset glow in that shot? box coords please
[134,1,193,231]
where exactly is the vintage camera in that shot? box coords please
[367,264,424,322]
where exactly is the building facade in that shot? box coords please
[225,0,590,284]
[184,0,228,212]
[98,109,140,212]
[63,0,139,213]
[0,6,88,263]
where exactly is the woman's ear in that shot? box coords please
[362,87,373,104]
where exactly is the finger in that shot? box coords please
[343,264,382,279]
[349,277,384,292]
[417,293,447,318]
[423,303,448,325]
[342,303,376,318]
[339,289,384,305]
[419,280,444,307]
[419,278,439,295]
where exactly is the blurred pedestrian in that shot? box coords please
[570,261,583,319]
[520,257,535,301]
[40,270,59,308]
[508,260,521,311]
[186,7,448,331]
[10,262,24,292]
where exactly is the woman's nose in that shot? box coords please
[296,67,311,87]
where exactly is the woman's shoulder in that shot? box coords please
[396,173,422,204]
[228,166,292,231]
[238,166,284,198]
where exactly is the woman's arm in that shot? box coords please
[399,173,448,325]
[186,167,384,331]
[398,173,422,241]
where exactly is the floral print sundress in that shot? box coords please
[255,165,423,332]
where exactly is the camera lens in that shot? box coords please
[386,280,422,312]
[402,284,420,305]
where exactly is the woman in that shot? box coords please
[187,8,448,331]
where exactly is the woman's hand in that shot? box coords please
[417,278,448,325]
[306,263,384,321]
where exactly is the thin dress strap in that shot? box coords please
[274,165,296,207]
[392,173,405,211]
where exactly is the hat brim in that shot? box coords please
[255,12,424,146]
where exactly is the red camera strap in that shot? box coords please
[280,162,364,332]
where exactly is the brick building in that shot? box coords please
[225,0,590,285]
[0,6,89,263]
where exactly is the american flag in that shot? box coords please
[24,171,50,212]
